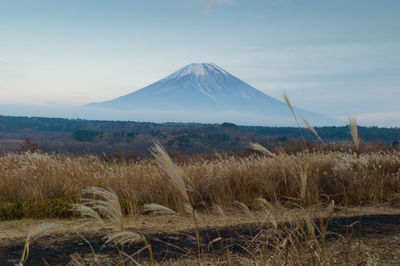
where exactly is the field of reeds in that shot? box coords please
[2,96,400,265]
[1,141,400,265]
[1,145,399,220]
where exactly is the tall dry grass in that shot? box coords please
[9,94,399,265]
[349,116,360,151]
[0,148,399,220]
[8,143,400,265]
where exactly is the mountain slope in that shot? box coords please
[87,63,341,126]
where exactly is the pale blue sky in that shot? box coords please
[1,0,399,125]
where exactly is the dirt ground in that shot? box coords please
[1,206,400,265]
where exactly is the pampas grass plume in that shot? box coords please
[349,117,359,150]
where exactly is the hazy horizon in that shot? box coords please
[1,0,399,127]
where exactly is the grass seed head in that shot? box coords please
[103,231,142,246]
[235,201,253,217]
[283,92,299,124]
[249,142,275,157]
[349,117,360,150]
[142,203,177,215]
[150,142,189,202]
[302,118,324,144]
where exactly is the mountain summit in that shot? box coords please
[87,63,339,126]
[169,63,229,77]
[88,63,288,111]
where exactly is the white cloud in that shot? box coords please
[188,0,236,8]
[198,0,235,5]
[231,41,400,119]
[243,46,265,52]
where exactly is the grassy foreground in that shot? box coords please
[1,141,400,265]
[0,148,399,220]
[3,96,399,264]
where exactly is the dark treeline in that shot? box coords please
[0,115,399,154]
[242,125,400,143]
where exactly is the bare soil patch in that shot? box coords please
[1,213,400,265]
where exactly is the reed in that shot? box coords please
[302,117,324,144]
[349,116,360,151]
[0,149,399,220]
[7,145,399,265]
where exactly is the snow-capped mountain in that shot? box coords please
[86,63,341,126]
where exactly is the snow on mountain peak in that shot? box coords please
[86,62,339,126]
[167,63,229,79]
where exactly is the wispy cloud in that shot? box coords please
[243,46,265,52]
[0,59,12,67]
[188,0,236,9]
[198,0,235,5]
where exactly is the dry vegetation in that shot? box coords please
[1,96,400,264]
[2,143,399,265]
[1,139,400,265]
[0,148,400,221]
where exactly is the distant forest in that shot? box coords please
[0,115,399,154]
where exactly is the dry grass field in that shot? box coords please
[1,107,400,265]
[0,142,400,265]
[1,147,400,220]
